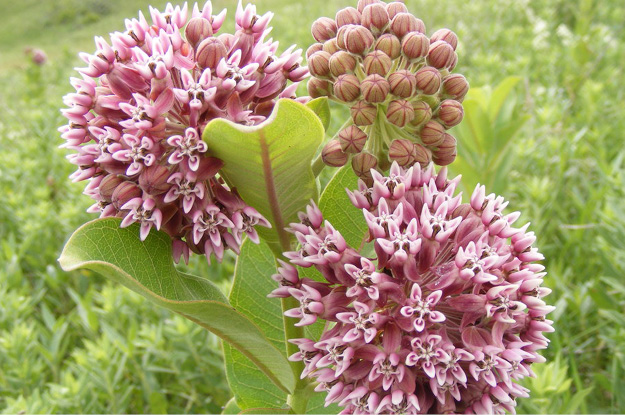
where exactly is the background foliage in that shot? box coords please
[0,0,624,413]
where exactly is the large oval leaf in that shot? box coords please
[223,239,288,410]
[203,99,324,254]
[58,218,295,395]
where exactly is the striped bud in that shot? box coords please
[363,50,392,76]
[411,100,433,126]
[360,74,390,103]
[386,2,408,19]
[389,70,416,98]
[344,25,375,55]
[427,40,455,69]
[435,133,457,156]
[375,33,401,59]
[350,100,377,125]
[431,28,458,50]
[308,78,333,98]
[401,32,429,59]
[413,143,431,165]
[338,125,368,153]
[390,13,425,38]
[99,174,124,201]
[112,181,141,209]
[322,139,348,167]
[420,120,446,146]
[329,51,358,77]
[433,148,456,166]
[196,37,227,69]
[336,7,362,27]
[185,17,213,48]
[308,51,331,77]
[312,17,338,42]
[139,164,171,195]
[437,99,464,128]
[323,38,340,54]
[386,99,415,127]
[357,0,380,13]
[389,139,415,166]
[352,151,378,182]
[361,3,389,33]
[306,43,323,58]
[443,74,469,101]
[415,66,442,95]
[334,74,361,102]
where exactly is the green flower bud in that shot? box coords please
[308,77,333,98]
[352,151,378,183]
[411,100,433,126]
[323,38,340,55]
[385,1,408,19]
[375,33,401,59]
[361,3,389,33]
[322,139,348,167]
[185,17,213,48]
[420,120,446,146]
[363,50,392,76]
[329,51,358,77]
[390,13,425,38]
[334,74,361,102]
[427,40,455,69]
[336,7,362,27]
[306,43,324,58]
[435,133,457,156]
[312,17,338,42]
[437,99,464,128]
[386,99,415,127]
[196,37,227,69]
[350,100,378,125]
[433,148,456,166]
[308,51,332,78]
[442,74,469,101]
[338,125,368,153]
[360,74,390,103]
[430,28,458,50]
[388,70,417,98]
[413,142,432,165]
[389,138,415,166]
[344,25,375,55]
[415,66,442,95]
[401,32,429,59]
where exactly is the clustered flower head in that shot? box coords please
[271,162,553,414]
[60,1,310,263]
[307,0,469,182]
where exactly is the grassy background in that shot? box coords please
[1,0,624,413]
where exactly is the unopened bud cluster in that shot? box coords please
[60,1,311,263]
[308,0,469,182]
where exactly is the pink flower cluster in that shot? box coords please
[59,1,309,262]
[271,163,553,414]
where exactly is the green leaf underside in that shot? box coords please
[305,97,331,131]
[58,218,295,395]
[203,99,324,255]
[221,397,242,414]
[224,239,288,409]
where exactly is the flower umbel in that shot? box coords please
[309,0,469,182]
[272,162,553,414]
[60,1,310,262]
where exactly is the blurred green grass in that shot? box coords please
[1,0,625,413]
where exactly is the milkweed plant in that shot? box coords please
[58,1,553,414]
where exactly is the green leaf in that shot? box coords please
[306,97,331,131]
[223,239,288,409]
[305,390,341,414]
[203,99,324,254]
[318,165,368,249]
[239,408,290,414]
[488,76,521,122]
[222,397,241,414]
[58,218,295,395]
